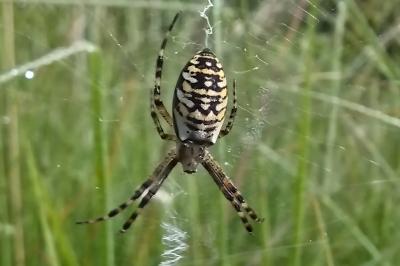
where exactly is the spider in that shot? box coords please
[77,12,263,233]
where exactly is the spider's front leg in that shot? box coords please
[202,151,263,233]
[119,151,178,233]
[76,149,178,233]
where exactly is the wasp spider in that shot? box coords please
[77,12,262,233]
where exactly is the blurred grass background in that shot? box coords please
[1,0,400,265]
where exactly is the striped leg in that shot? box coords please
[221,174,263,223]
[120,153,178,233]
[151,12,180,140]
[76,149,177,227]
[206,165,253,233]
[202,152,263,233]
[219,80,237,138]
[150,110,175,141]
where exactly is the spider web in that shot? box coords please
[2,0,399,265]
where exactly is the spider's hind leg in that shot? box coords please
[151,12,180,140]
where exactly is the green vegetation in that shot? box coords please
[1,0,399,265]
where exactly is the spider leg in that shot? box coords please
[202,152,263,233]
[223,179,263,223]
[150,111,175,141]
[76,149,177,226]
[214,175,253,233]
[219,79,237,139]
[151,12,180,140]
[120,153,178,233]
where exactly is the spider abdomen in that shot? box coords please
[173,48,228,145]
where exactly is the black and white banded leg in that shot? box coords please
[76,149,178,232]
[150,12,181,140]
[119,154,177,233]
[219,80,237,138]
[202,152,263,233]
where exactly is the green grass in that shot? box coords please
[1,0,400,265]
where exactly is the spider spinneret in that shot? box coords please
[77,12,263,233]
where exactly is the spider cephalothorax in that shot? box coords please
[77,12,262,233]
[176,141,205,173]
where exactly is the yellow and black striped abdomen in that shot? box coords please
[173,48,228,145]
